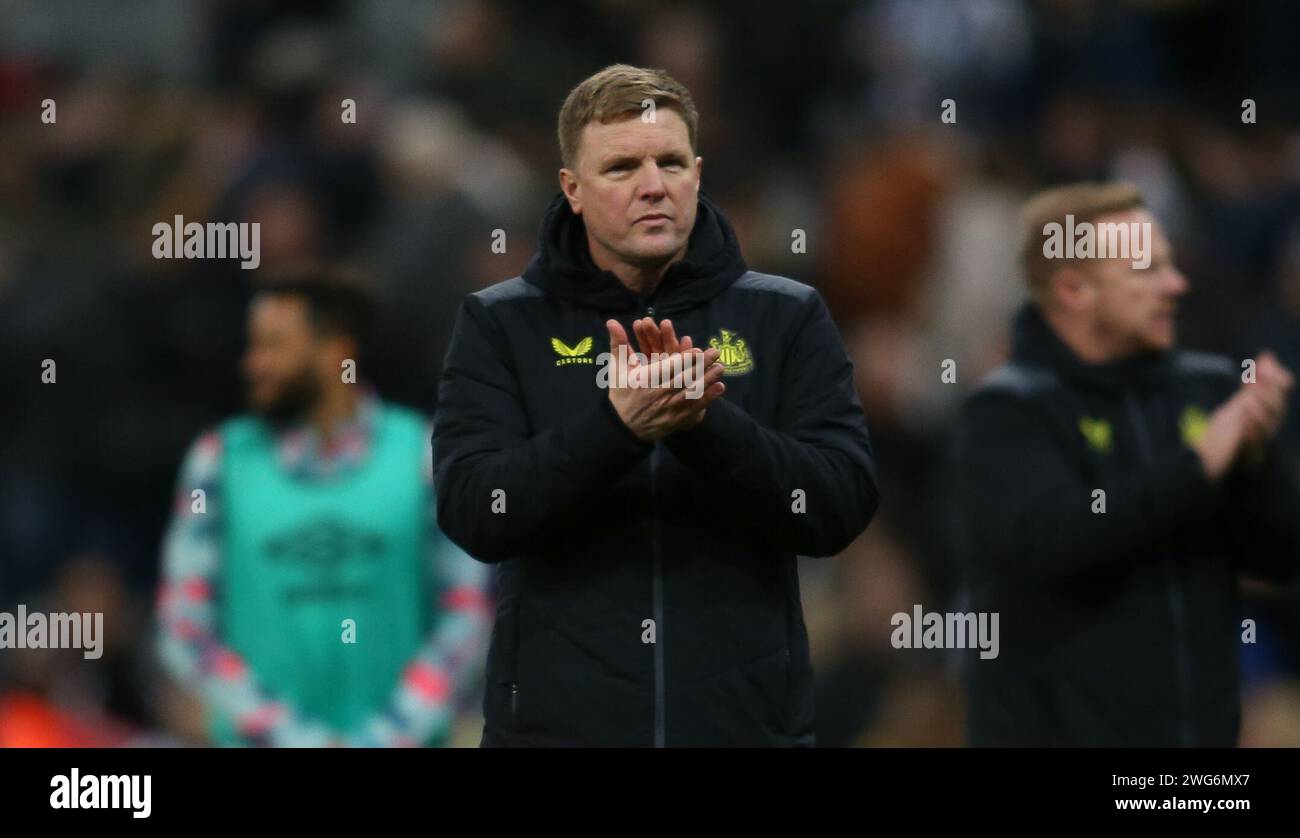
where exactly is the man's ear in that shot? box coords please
[1052,265,1093,313]
[558,168,581,215]
[694,156,703,191]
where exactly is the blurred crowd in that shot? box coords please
[3,0,1300,746]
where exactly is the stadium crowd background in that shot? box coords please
[2,0,1299,746]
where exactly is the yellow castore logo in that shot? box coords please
[551,336,594,366]
[1078,416,1113,454]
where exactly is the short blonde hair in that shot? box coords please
[1020,182,1145,304]
[557,64,699,169]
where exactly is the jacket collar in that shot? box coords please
[521,191,748,315]
[1010,303,1174,395]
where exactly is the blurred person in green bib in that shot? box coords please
[157,269,490,746]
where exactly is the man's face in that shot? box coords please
[1075,208,1188,354]
[242,295,323,423]
[560,108,701,271]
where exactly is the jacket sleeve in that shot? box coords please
[952,391,1215,585]
[433,294,653,562]
[1226,446,1300,584]
[661,291,879,557]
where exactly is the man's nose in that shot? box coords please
[635,161,667,200]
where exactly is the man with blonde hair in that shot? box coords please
[952,182,1300,746]
[433,64,879,746]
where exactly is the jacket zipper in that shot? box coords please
[651,444,665,747]
[621,298,668,745]
[1124,394,1195,746]
[641,303,666,748]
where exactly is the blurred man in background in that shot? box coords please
[157,271,490,746]
[953,182,1300,746]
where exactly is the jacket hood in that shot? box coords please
[521,191,748,315]
[1009,302,1174,395]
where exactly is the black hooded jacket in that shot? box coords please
[952,304,1300,746]
[433,193,879,746]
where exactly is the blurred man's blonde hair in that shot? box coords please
[1020,182,1146,306]
[557,64,699,169]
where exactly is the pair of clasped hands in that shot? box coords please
[605,317,728,442]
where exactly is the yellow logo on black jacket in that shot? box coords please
[1179,405,1209,447]
[1078,416,1113,454]
[708,329,754,375]
[552,337,593,366]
